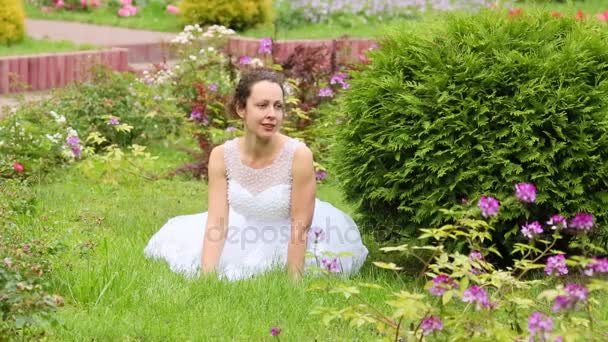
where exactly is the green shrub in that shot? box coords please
[332,11,608,250]
[180,0,272,31]
[0,0,25,45]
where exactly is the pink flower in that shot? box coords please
[462,285,493,310]
[576,10,585,21]
[428,275,458,296]
[545,254,568,276]
[91,0,100,7]
[124,4,138,15]
[553,283,588,312]
[521,221,543,239]
[55,0,64,7]
[166,5,180,14]
[515,183,536,203]
[258,37,272,54]
[80,0,87,7]
[597,11,608,22]
[120,0,131,6]
[478,196,500,218]
[569,213,594,231]
[528,312,553,338]
[584,257,608,276]
[315,170,327,182]
[318,87,333,97]
[420,316,443,336]
[13,163,25,173]
[270,327,281,336]
[117,7,131,17]
[321,257,341,273]
[546,215,567,230]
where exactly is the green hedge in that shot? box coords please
[332,11,608,247]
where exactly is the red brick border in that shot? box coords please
[0,48,129,94]
[225,36,377,65]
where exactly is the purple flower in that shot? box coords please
[547,215,567,230]
[545,254,568,276]
[318,87,334,97]
[528,312,553,338]
[310,227,325,242]
[478,196,500,218]
[66,136,80,147]
[462,285,492,310]
[420,316,443,336]
[321,257,341,273]
[584,257,608,276]
[428,275,458,296]
[239,56,252,65]
[108,117,120,125]
[569,213,594,231]
[190,110,209,125]
[258,37,272,54]
[71,146,82,158]
[207,83,218,92]
[315,170,327,182]
[270,327,281,336]
[521,221,543,239]
[225,126,237,132]
[552,283,588,312]
[469,251,483,261]
[515,183,536,203]
[330,73,351,89]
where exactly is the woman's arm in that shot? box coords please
[201,145,229,274]
[287,145,316,280]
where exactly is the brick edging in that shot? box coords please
[225,36,378,65]
[0,48,129,94]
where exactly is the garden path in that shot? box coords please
[25,19,175,46]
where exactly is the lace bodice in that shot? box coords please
[223,137,303,221]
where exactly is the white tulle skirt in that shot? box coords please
[144,199,369,281]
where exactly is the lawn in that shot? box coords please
[6,139,606,340]
[0,36,96,56]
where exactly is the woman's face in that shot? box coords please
[237,80,284,139]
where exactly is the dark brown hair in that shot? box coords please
[228,69,285,118]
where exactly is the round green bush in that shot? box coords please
[180,0,272,31]
[332,11,608,247]
[0,0,25,45]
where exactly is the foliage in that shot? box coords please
[179,0,272,31]
[144,24,358,179]
[331,9,608,253]
[309,185,608,341]
[0,179,63,337]
[0,0,25,44]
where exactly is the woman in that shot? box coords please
[144,69,368,281]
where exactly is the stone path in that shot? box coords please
[25,19,176,46]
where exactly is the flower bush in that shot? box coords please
[309,183,608,341]
[0,179,63,337]
[141,24,358,179]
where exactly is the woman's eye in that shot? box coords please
[258,104,268,108]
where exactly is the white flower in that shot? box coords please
[208,47,215,52]
[189,55,197,61]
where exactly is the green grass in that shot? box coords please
[12,144,408,340]
[9,142,608,339]
[25,2,184,33]
[0,36,97,56]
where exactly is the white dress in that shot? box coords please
[144,137,369,281]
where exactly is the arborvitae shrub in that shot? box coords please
[180,0,272,31]
[332,11,608,252]
[0,0,25,45]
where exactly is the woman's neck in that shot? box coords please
[241,133,285,161]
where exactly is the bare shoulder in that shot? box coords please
[292,142,314,169]
[208,144,226,176]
